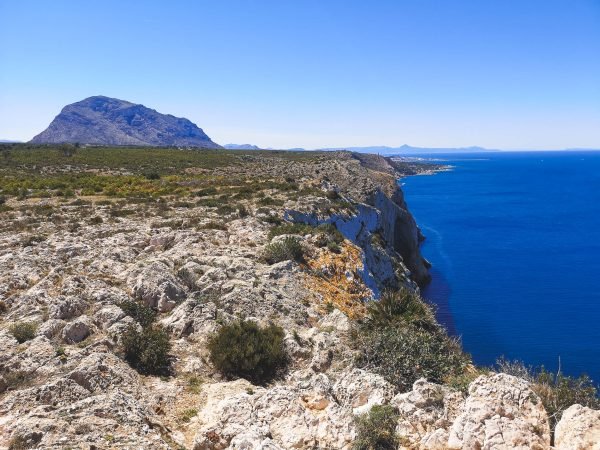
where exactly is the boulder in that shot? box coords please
[48,295,87,320]
[37,319,66,338]
[447,373,551,449]
[390,378,464,447]
[554,404,600,450]
[130,261,186,312]
[93,304,126,329]
[61,316,93,343]
[332,368,395,415]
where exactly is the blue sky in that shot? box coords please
[1,0,599,149]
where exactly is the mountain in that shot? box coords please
[317,144,498,154]
[224,144,261,150]
[30,96,221,148]
[0,139,21,143]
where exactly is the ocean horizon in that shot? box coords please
[402,151,600,381]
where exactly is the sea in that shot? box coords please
[400,151,600,381]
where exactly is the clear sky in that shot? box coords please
[1,0,599,149]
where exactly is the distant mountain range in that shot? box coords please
[30,96,221,148]
[316,145,499,154]
[224,144,261,150]
[0,139,22,143]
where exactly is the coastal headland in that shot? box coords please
[0,144,598,448]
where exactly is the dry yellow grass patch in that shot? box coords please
[304,241,371,319]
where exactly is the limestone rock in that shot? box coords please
[192,371,364,449]
[61,315,93,343]
[555,404,600,450]
[130,261,187,312]
[48,295,87,320]
[447,373,551,449]
[37,318,66,338]
[332,368,396,415]
[391,378,464,447]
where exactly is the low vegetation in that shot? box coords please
[208,320,288,385]
[121,324,172,375]
[9,321,38,343]
[354,289,470,392]
[118,299,157,327]
[262,237,304,264]
[353,405,400,450]
[118,299,171,375]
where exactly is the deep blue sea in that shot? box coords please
[401,151,600,381]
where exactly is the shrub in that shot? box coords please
[326,190,340,200]
[237,204,249,218]
[208,320,288,385]
[536,369,599,428]
[262,214,282,225]
[144,171,161,180]
[354,323,470,392]
[118,299,157,327]
[268,222,315,239]
[198,221,227,231]
[496,358,600,431]
[326,240,341,253]
[2,370,30,390]
[195,187,218,197]
[121,324,171,375]
[9,322,38,343]
[262,237,303,264]
[365,289,437,331]
[353,405,400,450]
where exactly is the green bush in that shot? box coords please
[267,222,315,239]
[118,299,157,327]
[262,237,304,264]
[365,289,437,331]
[121,324,171,375]
[144,171,161,180]
[353,405,400,450]
[208,320,288,385]
[9,322,38,343]
[354,323,470,392]
[496,358,600,431]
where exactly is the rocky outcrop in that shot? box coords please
[286,168,430,292]
[447,374,551,449]
[192,370,393,450]
[30,95,222,147]
[555,404,600,449]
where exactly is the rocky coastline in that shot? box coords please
[0,147,598,449]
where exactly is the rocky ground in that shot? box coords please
[0,148,598,449]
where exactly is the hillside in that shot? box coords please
[30,96,221,148]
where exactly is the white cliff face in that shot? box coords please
[285,187,428,299]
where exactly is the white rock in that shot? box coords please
[130,261,186,312]
[61,316,93,343]
[555,404,600,450]
[391,378,464,447]
[447,373,550,450]
[332,368,395,415]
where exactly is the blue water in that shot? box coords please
[401,151,600,381]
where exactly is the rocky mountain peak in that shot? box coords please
[30,96,221,148]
